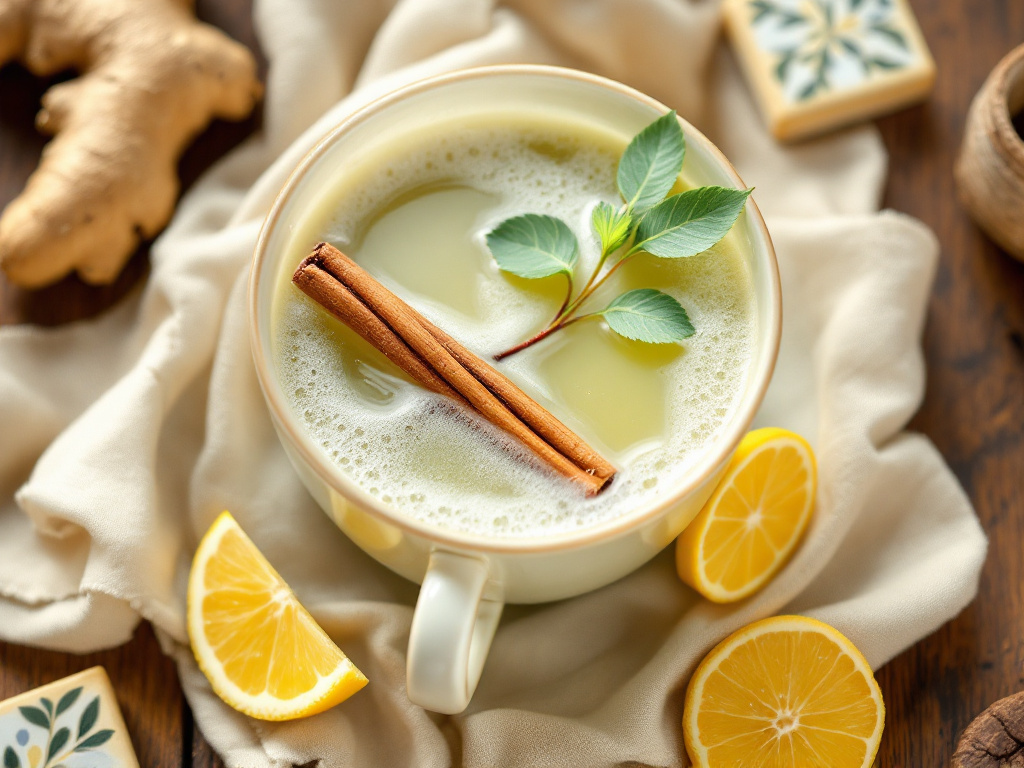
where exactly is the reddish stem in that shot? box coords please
[494,315,592,360]
[548,273,574,329]
[497,249,635,360]
[494,322,565,360]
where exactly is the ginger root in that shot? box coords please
[0,0,262,288]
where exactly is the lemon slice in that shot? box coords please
[676,427,816,602]
[187,511,368,720]
[684,615,884,768]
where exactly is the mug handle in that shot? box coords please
[406,550,503,714]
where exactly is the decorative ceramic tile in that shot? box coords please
[0,667,138,768]
[723,0,936,141]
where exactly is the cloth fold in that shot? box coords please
[0,0,986,766]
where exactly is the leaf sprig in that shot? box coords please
[10,687,115,768]
[486,111,751,360]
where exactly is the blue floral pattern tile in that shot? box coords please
[723,0,935,140]
[0,669,137,768]
[748,0,916,102]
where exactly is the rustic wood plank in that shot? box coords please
[873,1,1024,766]
[187,702,224,768]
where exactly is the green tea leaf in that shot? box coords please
[4,747,20,768]
[18,706,49,729]
[75,730,114,751]
[600,289,694,343]
[632,186,751,259]
[486,214,578,279]
[617,111,685,212]
[56,687,82,717]
[48,728,70,763]
[77,697,100,739]
[591,202,632,255]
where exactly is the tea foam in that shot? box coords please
[272,116,757,539]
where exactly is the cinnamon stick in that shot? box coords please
[420,320,616,481]
[292,263,463,402]
[292,242,615,495]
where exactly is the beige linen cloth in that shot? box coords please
[0,0,987,765]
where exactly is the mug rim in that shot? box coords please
[249,64,782,555]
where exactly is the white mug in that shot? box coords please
[249,65,781,715]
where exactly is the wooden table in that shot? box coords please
[1,1,1022,765]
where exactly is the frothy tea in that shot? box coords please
[271,112,756,539]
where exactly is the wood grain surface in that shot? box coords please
[874,1,1024,766]
[1,1,1022,767]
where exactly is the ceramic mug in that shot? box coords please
[249,65,781,715]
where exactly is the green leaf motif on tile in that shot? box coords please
[752,0,808,24]
[748,0,805,26]
[752,0,911,101]
[869,57,902,70]
[750,0,772,21]
[839,37,860,56]
[47,728,69,763]
[77,697,100,740]
[822,0,834,26]
[40,699,53,718]
[600,289,695,343]
[797,80,818,101]
[75,730,114,752]
[818,47,832,84]
[18,706,49,730]
[3,747,19,768]
[775,49,797,81]
[777,11,806,27]
[617,110,685,212]
[872,24,908,49]
[486,214,578,279]
[632,186,751,259]
[55,688,82,717]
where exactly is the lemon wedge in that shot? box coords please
[187,511,367,720]
[684,615,884,768]
[676,427,816,602]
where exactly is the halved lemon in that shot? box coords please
[684,615,885,768]
[676,427,816,602]
[187,511,368,720]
